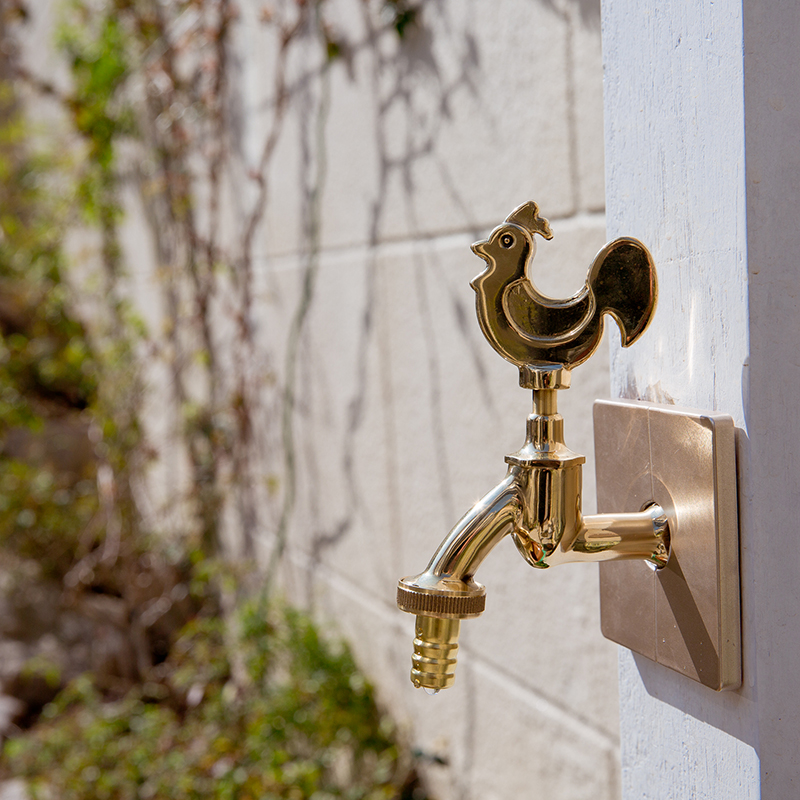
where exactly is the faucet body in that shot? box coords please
[397,367,669,691]
[398,203,663,691]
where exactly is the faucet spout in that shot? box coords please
[397,469,522,691]
[397,368,671,691]
[423,469,522,580]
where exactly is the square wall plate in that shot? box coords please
[594,399,741,691]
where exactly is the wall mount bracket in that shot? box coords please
[595,398,741,691]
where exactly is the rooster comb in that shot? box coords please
[505,201,553,241]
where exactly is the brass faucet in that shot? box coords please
[396,202,668,692]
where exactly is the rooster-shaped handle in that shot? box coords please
[470,201,656,385]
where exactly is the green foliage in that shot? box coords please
[0,0,149,585]
[0,97,98,418]
[3,601,423,800]
[0,459,98,578]
[0,5,431,799]
[57,3,133,224]
[0,81,105,577]
[382,1,419,38]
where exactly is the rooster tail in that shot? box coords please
[588,237,657,347]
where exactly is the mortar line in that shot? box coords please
[254,211,608,273]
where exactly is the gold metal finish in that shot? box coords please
[411,616,460,692]
[396,200,739,693]
[397,364,669,688]
[595,399,741,691]
[470,201,657,379]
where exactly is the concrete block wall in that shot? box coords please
[238,2,622,798]
[16,0,621,797]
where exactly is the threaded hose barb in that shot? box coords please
[411,615,460,691]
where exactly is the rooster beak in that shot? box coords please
[471,240,488,258]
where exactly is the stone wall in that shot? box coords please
[16,1,621,797]
[236,2,621,798]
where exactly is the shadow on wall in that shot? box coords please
[627,420,756,753]
[290,3,490,603]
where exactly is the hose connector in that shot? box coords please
[397,572,486,690]
[411,616,460,692]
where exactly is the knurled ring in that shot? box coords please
[397,584,485,617]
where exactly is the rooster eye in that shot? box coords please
[499,233,515,249]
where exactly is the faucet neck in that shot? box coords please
[506,371,585,469]
[533,386,558,416]
[518,363,571,390]
[529,387,565,451]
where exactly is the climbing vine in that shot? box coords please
[0,0,426,796]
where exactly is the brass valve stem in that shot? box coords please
[533,387,558,416]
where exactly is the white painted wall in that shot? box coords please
[603,0,800,796]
